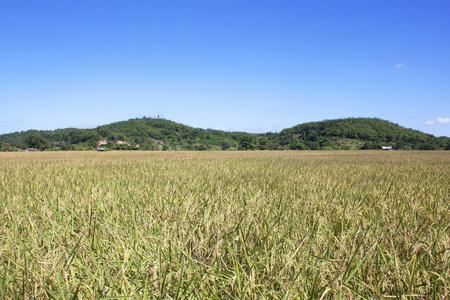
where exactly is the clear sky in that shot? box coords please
[1,1,449,137]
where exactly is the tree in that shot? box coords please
[140,139,157,150]
[258,139,268,150]
[221,141,231,150]
[87,137,99,148]
[289,142,309,150]
[239,134,257,150]
[194,144,205,151]
[25,134,49,150]
[11,136,26,149]
[0,142,11,151]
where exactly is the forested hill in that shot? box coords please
[278,118,449,150]
[0,117,448,151]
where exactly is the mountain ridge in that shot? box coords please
[0,117,448,151]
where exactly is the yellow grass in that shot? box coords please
[0,150,449,299]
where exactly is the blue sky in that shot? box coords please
[1,1,449,137]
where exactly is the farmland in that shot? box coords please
[0,151,449,299]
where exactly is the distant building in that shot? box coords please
[24,148,39,152]
[382,146,393,150]
[97,147,106,151]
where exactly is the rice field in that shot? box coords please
[0,150,449,299]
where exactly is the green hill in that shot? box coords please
[278,118,449,150]
[0,117,448,151]
[0,118,250,151]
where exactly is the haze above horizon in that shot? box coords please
[1,1,449,137]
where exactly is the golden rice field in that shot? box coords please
[0,150,449,299]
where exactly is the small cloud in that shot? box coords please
[396,63,407,69]
[437,117,450,125]
[425,117,450,126]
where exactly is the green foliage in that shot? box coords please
[239,134,257,150]
[279,118,448,150]
[221,140,231,150]
[446,140,450,150]
[0,142,11,151]
[139,139,157,150]
[289,142,310,150]
[24,133,49,150]
[0,117,448,151]
[195,144,208,151]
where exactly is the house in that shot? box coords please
[97,147,106,151]
[24,148,39,152]
[382,146,393,150]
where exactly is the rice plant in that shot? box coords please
[0,150,448,299]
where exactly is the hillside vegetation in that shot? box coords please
[278,118,449,150]
[0,117,448,151]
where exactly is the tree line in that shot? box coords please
[0,117,449,151]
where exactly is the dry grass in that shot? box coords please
[0,150,449,299]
